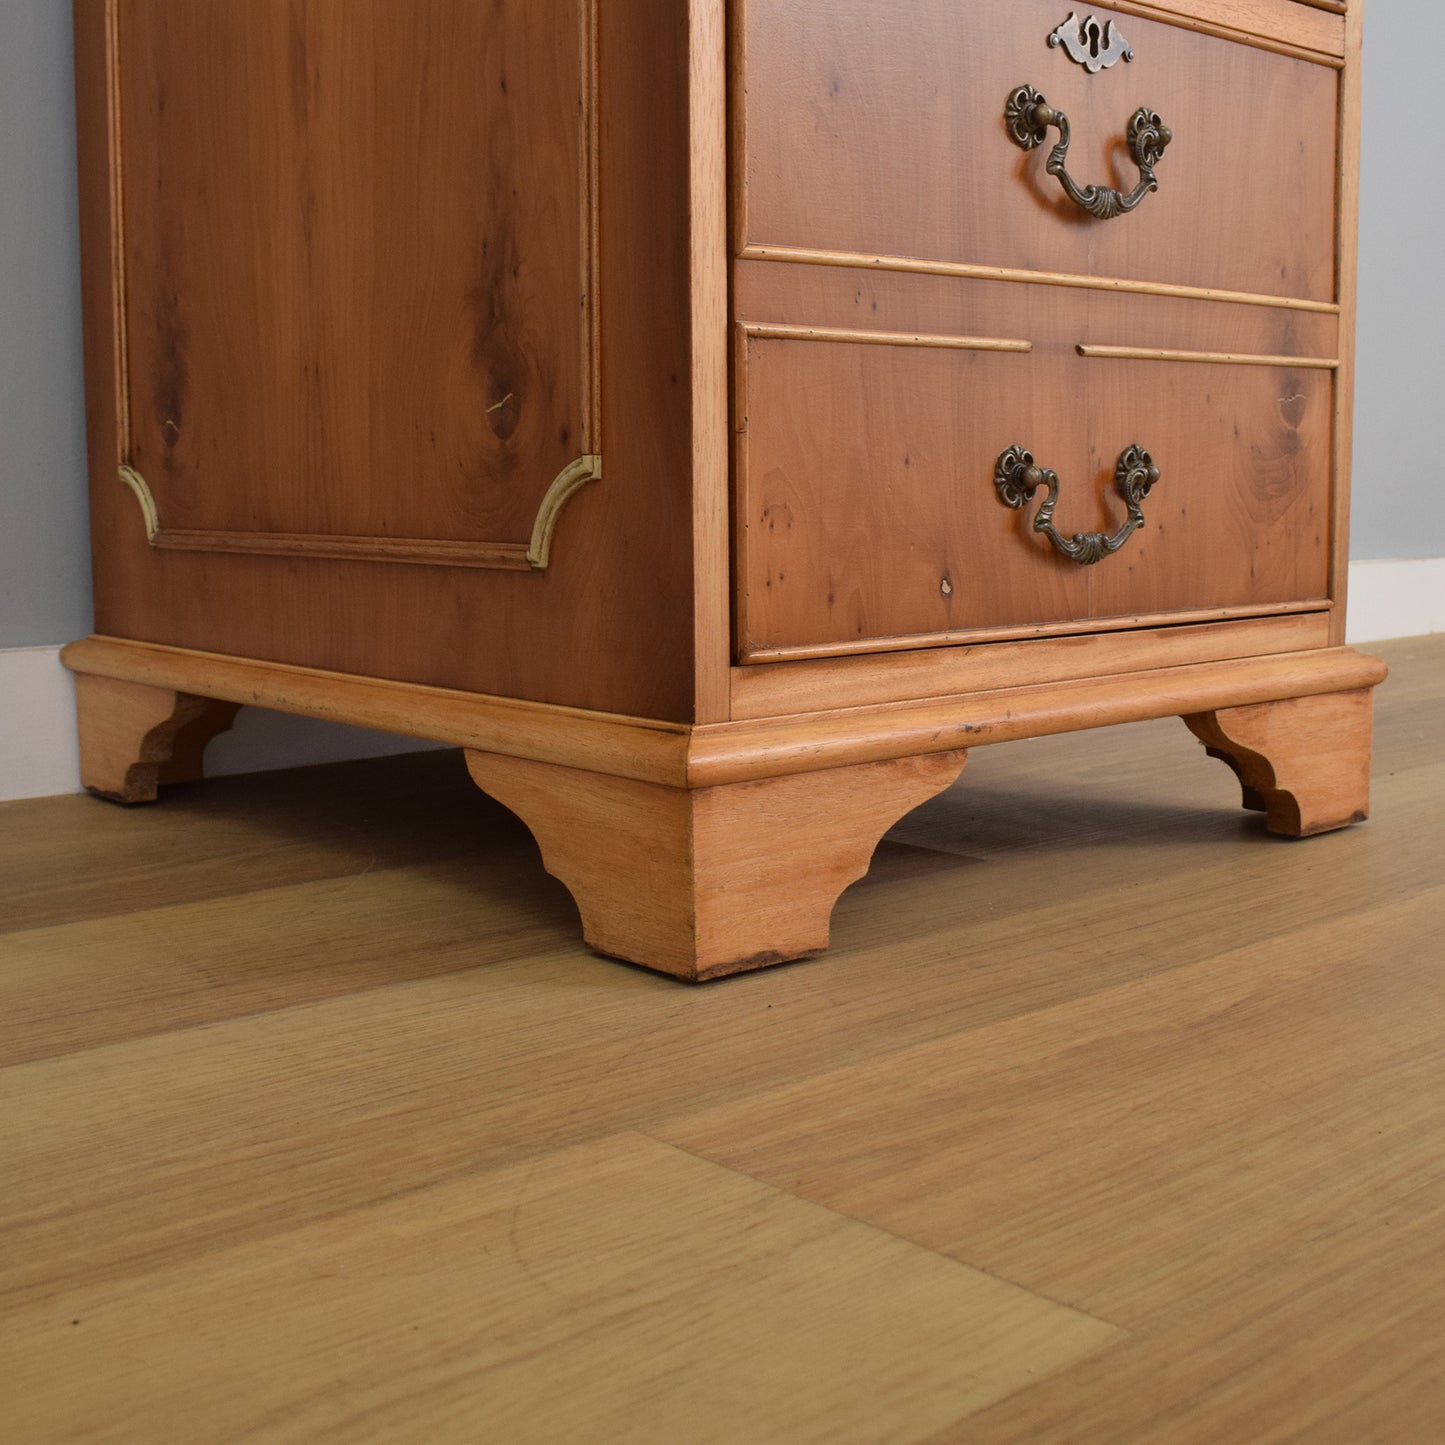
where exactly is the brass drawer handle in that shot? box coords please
[1005,86,1172,220]
[995,444,1160,565]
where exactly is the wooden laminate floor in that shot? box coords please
[1,637,1441,1443]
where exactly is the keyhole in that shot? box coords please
[1080,18,1103,58]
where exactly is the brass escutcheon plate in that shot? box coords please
[1049,12,1135,72]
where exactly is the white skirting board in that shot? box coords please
[1343,558,1445,649]
[3,558,1442,803]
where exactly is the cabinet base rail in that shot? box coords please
[62,635,1387,980]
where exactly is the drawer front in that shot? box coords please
[733,278,1335,660]
[737,0,1340,305]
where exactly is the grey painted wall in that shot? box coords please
[1353,1,1445,559]
[1,2,1441,652]
[1,1,92,647]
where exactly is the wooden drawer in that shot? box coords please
[735,0,1341,305]
[733,274,1336,660]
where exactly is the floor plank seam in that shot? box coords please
[639,1132,1131,1336]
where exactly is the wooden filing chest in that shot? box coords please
[65,0,1384,978]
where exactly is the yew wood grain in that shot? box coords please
[73,675,239,803]
[736,327,1331,656]
[63,634,1381,795]
[59,632,1380,978]
[739,0,1339,304]
[1185,686,1374,834]
[74,0,703,720]
[61,635,695,788]
[464,749,969,980]
[117,0,593,546]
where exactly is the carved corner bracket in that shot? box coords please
[526,454,604,569]
[118,465,160,539]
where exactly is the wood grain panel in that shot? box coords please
[74,0,701,719]
[736,325,1331,658]
[115,0,597,558]
[738,0,1338,303]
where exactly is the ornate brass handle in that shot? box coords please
[1005,85,1172,220]
[994,444,1160,565]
